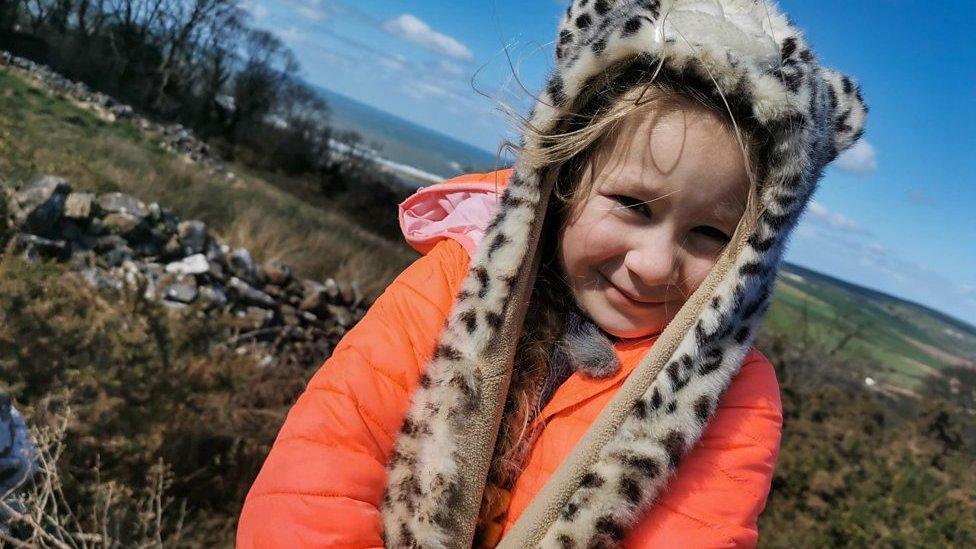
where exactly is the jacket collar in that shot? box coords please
[534,336,658,428]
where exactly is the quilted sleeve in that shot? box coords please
[236,239,469,548]
[625,350,784,549]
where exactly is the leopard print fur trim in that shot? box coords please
[382,1,867,547]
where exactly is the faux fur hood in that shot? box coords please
[381,1,868,547]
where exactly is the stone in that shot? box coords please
[322,278,341,301]
[162,234,183,257]
[96,192,148,217]
[177,220,208,255]
[13,234,68,259]
[133,241,161,257]
[165,253,210,275]
[147,202,162,222]
[299,280,327,312]
[102,212,145,237]
[58,218,85,241]
[157,208,180,233]
[147,227,172,248]
[63,192,94,220]
[228,277,276,309]
[103,245,134,267]
[205,239,227,266]
[263,259,292,286]
[80,267,123,291]
[87,216,110,236]
[163,277,198,304]
[94,234,128,253]
[228,247,259,284]
[198,285,229,309]
[14,176,71,237]
[264,284,286,300]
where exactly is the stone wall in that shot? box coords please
[0,50,232,179]
[3,174,369,367]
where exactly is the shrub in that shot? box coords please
[0,253,312,544]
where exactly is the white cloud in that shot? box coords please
[806,201,867,234]
[383,14,474,62]
[834,138,877,175]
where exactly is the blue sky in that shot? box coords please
[243,0,976,326]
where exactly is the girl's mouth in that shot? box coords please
[599,273,660,307]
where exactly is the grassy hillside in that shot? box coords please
[0,69,415,299]
[765,263,976,393]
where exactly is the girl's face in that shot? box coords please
[558,105,751,340]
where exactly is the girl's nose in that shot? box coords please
[623,235,680,291]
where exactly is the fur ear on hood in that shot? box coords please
[821,67,869,161]
[381,1,867,547]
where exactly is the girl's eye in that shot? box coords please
[610,195,650,217]
[694,226,731,244]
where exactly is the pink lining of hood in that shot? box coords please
[398,181,504,256]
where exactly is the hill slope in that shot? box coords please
[0,69,415,299]
[766,263,976,393]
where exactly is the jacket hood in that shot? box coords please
[382,1,867,547]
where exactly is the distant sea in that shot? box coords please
[315,87,504,185]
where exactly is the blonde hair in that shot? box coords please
[474,60,770,542]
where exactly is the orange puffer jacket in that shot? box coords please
[237,170,783,548]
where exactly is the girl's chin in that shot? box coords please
[587,304,666,340]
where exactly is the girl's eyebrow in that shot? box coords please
[600,175,669,203]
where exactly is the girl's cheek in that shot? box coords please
[685,256,718,294]
[580,216,628,260]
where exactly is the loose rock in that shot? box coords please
[97,192,148,218]
[165,253,211,276]
[64,192,94,220]
[178,220,208,255]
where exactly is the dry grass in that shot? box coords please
[1,408,187,548]
[0,251,309,545]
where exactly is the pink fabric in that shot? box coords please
[398,181,503,256]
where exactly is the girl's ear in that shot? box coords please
[820,68,869,162]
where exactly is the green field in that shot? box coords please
[763,265,976,392]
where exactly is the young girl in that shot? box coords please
[238,1,867,547]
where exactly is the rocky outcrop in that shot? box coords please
[2,175,369,369]
[0,51,230,178]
